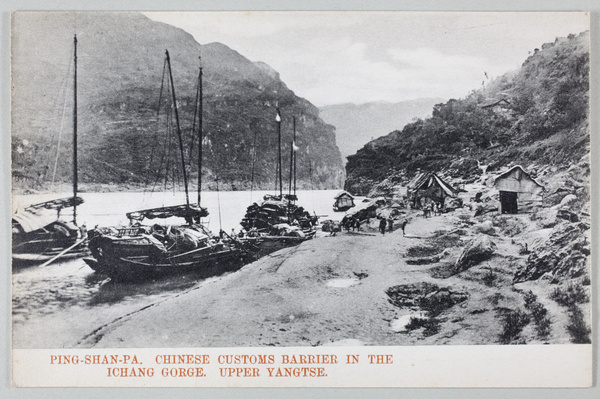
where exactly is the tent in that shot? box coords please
[407,172,457,208]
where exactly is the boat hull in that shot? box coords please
[333,205,353,212]
[12,221,87,268]
[86,233,247,281]
[240,232,315,258]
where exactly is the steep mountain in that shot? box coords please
[319,98,444,162]
[11,12,344,192]
[345,32,590,195]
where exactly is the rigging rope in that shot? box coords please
[148,57,169,193]
[189,75,200,165]
[46,45,72,151]
[50,49,75,189]
[216,177,223,234]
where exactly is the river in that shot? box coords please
[11,189,351,348]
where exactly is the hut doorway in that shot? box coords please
[499,191,518,214]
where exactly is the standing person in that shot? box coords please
[388,218,394,232]
[400,219,408,236]
[379,217,387,235]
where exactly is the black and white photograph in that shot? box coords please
[8,9,593,388]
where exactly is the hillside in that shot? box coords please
[11,12,344,192]
[319,98,444,162]
[344,32,589,195]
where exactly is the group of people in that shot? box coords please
[342,216,361,232]
[378,217,408,236]
[422,201,442,218]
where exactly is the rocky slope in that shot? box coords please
[344,32,590,195]
[11,12,344,191]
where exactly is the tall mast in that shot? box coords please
[72,34,78,224]
[293,116,297,198]
[196,54,203,206]
[288,140,293,199]
[276,108,282,198]
[250,129,257,201]
[307,146,312,190]
[165,50,190,208]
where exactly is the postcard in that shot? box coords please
[10,11,592,387]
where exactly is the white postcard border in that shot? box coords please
[3,0,599,397]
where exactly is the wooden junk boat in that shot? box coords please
[12,197,86,267]
[84,204,247,280]
[240,193,318,253]
[12,35,86,267]
[83,50,248,280]
[332,190,355,212]
[239,109,318,254]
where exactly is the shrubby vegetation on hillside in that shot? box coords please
[345,32,589,195]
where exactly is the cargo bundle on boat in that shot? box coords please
[238,109,318,254]
[240,193,317,247]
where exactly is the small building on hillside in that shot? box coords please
[408,172,458,208]
[333,191,355,212]
[494,165,544,214]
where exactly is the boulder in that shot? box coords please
[513,221,590,283]
[559,194,578,207]
[405,248,452,265]
[419,288,469,316]
[385,282,468,316]
[444,196,463,211]
[452,236,497,274]
[474,203,498,216]
[532,208,558,229]
[321,220,341,233]
[474,220,496,235]
[556,209,579,223]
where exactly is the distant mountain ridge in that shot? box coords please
[344,32,590,195]
[11,12,344,191]
[319,98,444,162]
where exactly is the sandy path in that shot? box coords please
[81,232,402,347]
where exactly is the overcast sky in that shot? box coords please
[146,12,589,107]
